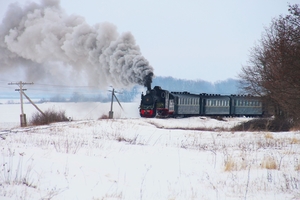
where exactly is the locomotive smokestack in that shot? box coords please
[144,72,153,91]
[147,83,151,91]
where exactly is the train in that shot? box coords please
[139,86,263,118]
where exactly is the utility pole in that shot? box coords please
[8,81,33,127]
[108,87,123,119]
[109,88,115,119]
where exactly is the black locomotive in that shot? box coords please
[139,86,263,118]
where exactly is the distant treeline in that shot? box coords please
[152,76,239,95]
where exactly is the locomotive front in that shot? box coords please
[140,86,173,118]
[139,90,156,118]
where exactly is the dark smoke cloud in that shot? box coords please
[0,0,153,89]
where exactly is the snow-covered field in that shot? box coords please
[1,101,300,199]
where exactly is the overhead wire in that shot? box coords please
[1,79,143,101]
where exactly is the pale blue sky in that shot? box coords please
[1,0,299,82]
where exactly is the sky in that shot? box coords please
[1,0,299,83]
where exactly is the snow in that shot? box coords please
[1,101,300,199]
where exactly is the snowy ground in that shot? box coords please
[1,101,300,199]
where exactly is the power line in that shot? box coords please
[1,79,143,93]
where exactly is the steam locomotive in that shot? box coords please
[139,86,263,118]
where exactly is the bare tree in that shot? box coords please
[239,4,300,122]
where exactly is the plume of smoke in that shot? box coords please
[0,0,153,89]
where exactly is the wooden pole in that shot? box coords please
[109,88,114,119]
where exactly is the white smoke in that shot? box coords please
[0,0,153,89]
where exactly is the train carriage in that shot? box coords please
[202,95,231,116]
[172,92,200,116]
[231,95,263,117]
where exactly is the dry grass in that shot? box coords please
[224,157,236,171]
[224,156,248,172]
[264,132,274,139]
[295,164,300,171]
[261,155,277,169]
[1,153,36,189]
[290,137,300,144]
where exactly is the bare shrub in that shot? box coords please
[98,114,109,119]
[290,122,300,131]
[30,109,69,126]
[231,118,292,132]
